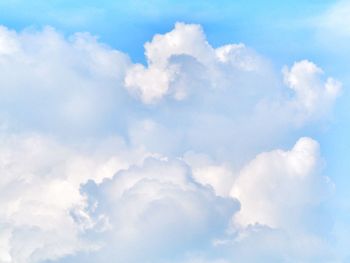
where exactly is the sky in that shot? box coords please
[1,1,350,262]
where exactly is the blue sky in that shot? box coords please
[0,0,335,61]
[1,1,350,262]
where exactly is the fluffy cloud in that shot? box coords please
[231,137,333,230]
[123,23,340,168]
[0,22,343,263]
[76,158,239,263]
[0,23,340,158]
[43,137,333,263]
[0,132,149,263]
[183,152,235,197]
[124,22,271,104]
[0,25,131,136]
[283,60,341,122]
[124,22,341,127]
[0,135,336,263]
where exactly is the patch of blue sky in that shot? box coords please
[0,0,335,62]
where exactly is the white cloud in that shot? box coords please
[123,24,340,168]
[231,137,333,231]
[124,22,270,104]
[0,26,130,136]
[76,157,239,263]
[283,60,341,122]
[183,152,236,197]
[0,23,340,159]
[0,132,150,263]
[0,134,336,263]
[48,137,335,263]
[0,22,343,263]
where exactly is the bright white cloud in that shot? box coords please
[183,152,236,197]
[124,22,270,104]
[123,24,340,167]
[0,132,150,263]
[78,158,239,263]
[231,137,333,230]
[283,60,341,122]
[0,22,343,263]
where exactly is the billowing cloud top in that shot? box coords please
[0,22,343,263]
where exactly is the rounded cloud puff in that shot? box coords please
[124,22,270,104]
[79,158,239,262]
[231,137,333,230]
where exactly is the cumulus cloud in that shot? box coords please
[0,22,343,263]
[124,22,271,104]
[183,152,235,197]
[123,23,340,167]
[0,23,340,158]
[231,137,333,230]
[0,135,335,262]
[0,25,131,136]
[0,132,150,263]
[283,60,341,122]
[124,23,341,127]
[76,158,239,263]
[42,137,333,263]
